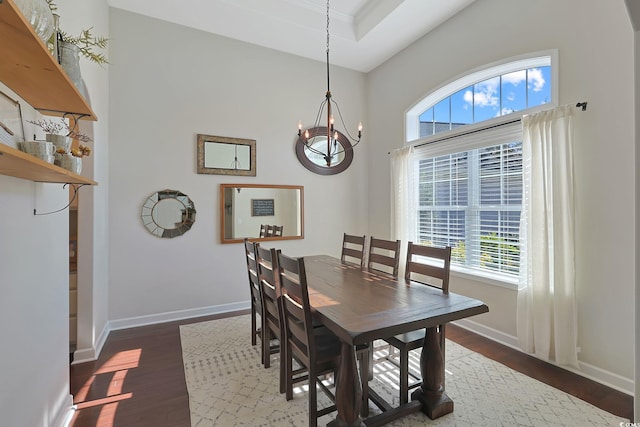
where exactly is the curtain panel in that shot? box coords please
[516,105,579,368]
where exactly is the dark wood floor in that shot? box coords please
[69,310,633,426]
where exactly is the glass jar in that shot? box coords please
[14,0,55,43]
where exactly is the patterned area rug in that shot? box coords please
[180,315,626,426]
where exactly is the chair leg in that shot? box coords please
[251,305,257,346]
[263,328,271,368]
[399,347,409,405]
[309,367,317,427]
[359,349,370,417]
[285,349,294,401]
[279,338,285,394]
[367,342,374,381]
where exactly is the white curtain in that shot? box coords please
[516,105,579,368]
[390,146,415,273]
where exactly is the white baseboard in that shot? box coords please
[452,318,635,396]
[71,301,251,364]
[68,302,633,397]
[51,391,73,427]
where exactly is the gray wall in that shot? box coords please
[107,9,368,322]
[367,0,635,391]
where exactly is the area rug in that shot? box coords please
[180,315,626,426]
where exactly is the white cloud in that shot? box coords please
[502,70,526,86]
[465,77,499,108]
[527,68,545,92]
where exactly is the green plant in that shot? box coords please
[60,28,109,65]
[46,0,109,65]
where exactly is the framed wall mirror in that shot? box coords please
[141,189,196,238]
[197,134,256,176]
[295,126,353,175]
[220,184,304,244]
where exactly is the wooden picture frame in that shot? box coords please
[197,134,256,176]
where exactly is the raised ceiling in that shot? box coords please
[107,0,476,73]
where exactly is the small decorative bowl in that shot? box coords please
[46,134,71,152]
[19,140,55,156]
[54,153,82,174]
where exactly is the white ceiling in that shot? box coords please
[107,0,476,72]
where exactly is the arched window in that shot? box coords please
[406,53,554,142]
[402,52,555,284]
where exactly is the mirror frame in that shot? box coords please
[295,126,354,175]
[141,189,196,238]
[220,183,304,244]
[197,134,256,176]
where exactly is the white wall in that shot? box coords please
[367,0,635,391]
[107,9,368,323]
[0,0,109,424]
[0,171,71,427]
[55,0,111,366]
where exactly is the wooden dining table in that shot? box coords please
[303,255,489,427]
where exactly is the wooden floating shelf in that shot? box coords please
[0,0,97,120]
[0,144,96,185]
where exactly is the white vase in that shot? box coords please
[54,153,82,174]
[46,134,71,153]
[19,141,55,163]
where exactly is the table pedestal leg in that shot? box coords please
[329,342,364,427]
[411,326,453,419]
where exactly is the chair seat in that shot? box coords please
[313,328,342,360]
[384,329,425,351]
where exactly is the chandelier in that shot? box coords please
[297,0,362,167]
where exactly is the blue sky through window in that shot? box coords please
[419,66,551,137]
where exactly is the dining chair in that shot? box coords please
[382,242,452,404]
[340,233,366,268]
[256,245,286,393]
[259,224,267,238]
[367,237,401,277]
[277,251,342,426]
[243,238,262,346]
[273,225,284,237]
[365,237,401,381]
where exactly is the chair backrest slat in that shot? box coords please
[367,237,401,277]
[404,242,451,293]
[341,233,366,268]
[244,239,262,308]
[278,252,314,367]
[256,246,282,332]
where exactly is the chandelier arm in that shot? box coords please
[313,99,328,130]
[331,99,362,143]
[304,144,329,157]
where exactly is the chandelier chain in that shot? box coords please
[326,0,330,54]
[296,0,362,168]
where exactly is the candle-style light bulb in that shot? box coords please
[304,129,309,139]
[298,120,303,136]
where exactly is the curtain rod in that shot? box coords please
[390,101,588,153]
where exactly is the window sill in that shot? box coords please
[451,266,520,290]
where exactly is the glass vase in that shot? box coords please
[13,0,55,43]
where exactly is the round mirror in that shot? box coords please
[295,127,353,175]
[141,189,196,238]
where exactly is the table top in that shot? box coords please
[303,255,489,346]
